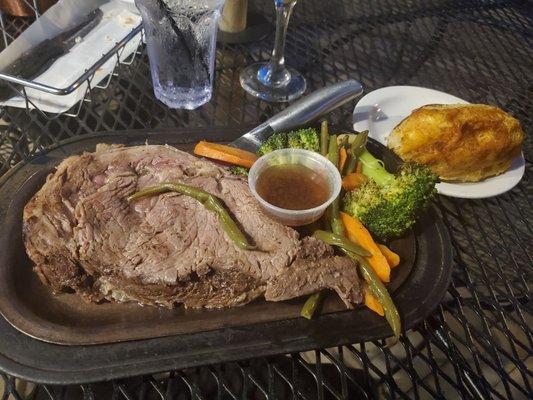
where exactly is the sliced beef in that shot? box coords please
[23,144,362,308]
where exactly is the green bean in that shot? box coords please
[342,153,353,176]
[320,120,329,156]
[300,229,371,320]
[343,249,401,338]
[310,227,401,336]
[326,135,344,235]
[338,135,349,150]
[342,131,369,175]
[127,183,256,250]
[301,292,324,319]
[328,134,339,167]
[344,149,358,175]
[127,185,172,201]
[351,130,369,157]
[313,230,370,257]
[329,199,343,235]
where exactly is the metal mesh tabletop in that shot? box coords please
[0,0,531,398]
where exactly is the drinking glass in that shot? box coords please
[135,0,226,109]
[240,0,306,102]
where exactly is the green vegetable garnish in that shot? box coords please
[313,230,370,257]
[345,250,401,338]
[301,292,323,319]
[127,183,256,251]
[320,121,329,156]
[343,149,438,240]
[230,166,249,176]
[310,231,401,337]
[257,132,288,156]
[257,128,320,156]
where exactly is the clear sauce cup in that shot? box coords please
[248,148,342,226]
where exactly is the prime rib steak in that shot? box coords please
[23,144,362,308]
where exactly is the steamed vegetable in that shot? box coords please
[342,172,367,191]
[230,166,249,176]
[287,128,320,152]
[327,135,344,236]
[343,149,438,240]
[313,230,370,257]
[312,231,401,337]
[320,121,329,156]
[354,253,400,337]
[340,131,368,175]
[340,212,390,282]
[257,128,320,156]
[339,147,347,172]
[194,141,258,168]
[364,284,384,316]
[301,292,323,319]
[379,244,400,268]
[127,183,256,251]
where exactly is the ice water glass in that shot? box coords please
[135,0,226,109]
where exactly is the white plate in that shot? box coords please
[352,86,525,199]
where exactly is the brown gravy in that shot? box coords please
[256,164,330,210]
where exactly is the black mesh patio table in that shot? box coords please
[0,0,531,399]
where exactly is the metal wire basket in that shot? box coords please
[0,1,143,119]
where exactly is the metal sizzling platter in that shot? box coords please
[0,127,452,384]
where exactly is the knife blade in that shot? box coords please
[0,8,104,101]
[231,80,363,152]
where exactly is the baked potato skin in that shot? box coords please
[387,104,524,182]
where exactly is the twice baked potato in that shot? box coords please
[387,104,524,182]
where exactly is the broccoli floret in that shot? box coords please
[230,166,249,176]
[257,132,288,156]
[257,128,320,156]
[342,149,438,240]
[287,128,320,152]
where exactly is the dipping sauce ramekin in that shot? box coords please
[248,148,342,226]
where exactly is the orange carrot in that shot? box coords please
[339,147,347,173]
[340,212,391,282]
[378,244,400,268]
[194,141,258,168]
[342,172,367,191]
[355,161,362,173]
[364,285,384,316]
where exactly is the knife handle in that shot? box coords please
[267,80,363,132]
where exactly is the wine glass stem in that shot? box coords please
[271,1,296,70]
[259,0,296,86]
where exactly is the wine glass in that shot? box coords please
[240,0,306,102]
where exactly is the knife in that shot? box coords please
[231,80,363,153]
[0,8,104,101]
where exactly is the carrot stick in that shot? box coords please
[194,141,258,168]
[342,172,367,191]
[378,244,400,268]
[339,147,347,173]
[340,212,391,282]
[364,284,385,316]
[355,161,362,173]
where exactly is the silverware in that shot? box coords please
[0,8,103,101]
[231,80,364,152]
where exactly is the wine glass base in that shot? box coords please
[240,63,306,102]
